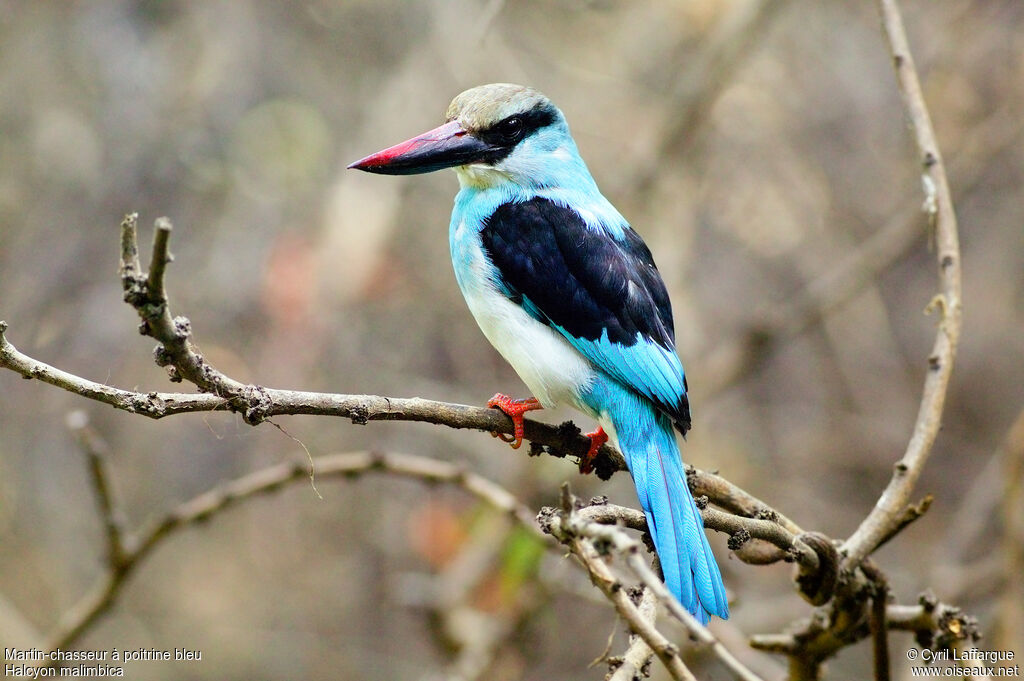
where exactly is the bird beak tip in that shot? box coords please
[347,121,488,176]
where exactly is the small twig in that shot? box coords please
[569,535,698,681]
[701,507,816,569]
[871,493,933,553]
[541,493,767,681]
[862,561,891,681]
[886,595,981,649]
[66,411,128,571]
[146,217,173,302]
[572,499,829,598]
[608,585,657,681]
[118,213,143,284]
[611,536,764,681]
[0,324,225,416]
[120,215,245,397]
[688,466,803,535]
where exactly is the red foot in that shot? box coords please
[487,393,543,449]
[580,426,608,474]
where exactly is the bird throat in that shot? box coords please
[455,164,513,190]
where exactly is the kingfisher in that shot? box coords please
[349,83,728,623]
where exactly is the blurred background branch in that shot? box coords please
[37,444,546,661]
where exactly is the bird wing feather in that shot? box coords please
[480,197,690,432]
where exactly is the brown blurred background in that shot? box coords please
[1,1,1022,679]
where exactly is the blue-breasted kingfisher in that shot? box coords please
[349,83,728,623]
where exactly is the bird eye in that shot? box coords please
[498,116,524,140]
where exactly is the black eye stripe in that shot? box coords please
[476,104,557,149]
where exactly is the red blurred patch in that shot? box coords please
[407,500,467,569]
[263,233,317,333]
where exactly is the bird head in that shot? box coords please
[348,83,587,190]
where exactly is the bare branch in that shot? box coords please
[689,466,803,535]
[44,450,545,655]
[0,323,227,416]
[754,594,980,663]
[0,320,621,468]
[862,562,891,681]
[575,538,697,681]
[540,492,768,681]
[66,411,128,571]
[146,217,173,302]
[120,215,246,396]
[886,594,981,650]
[608,584,657,681]
[558,514,699,681]
[842,0,963,567]
[871,494,933,553]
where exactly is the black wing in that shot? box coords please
[480,197,690,431]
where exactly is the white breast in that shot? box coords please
[451,219,596,409]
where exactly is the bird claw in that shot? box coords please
[486,393,542,449]
[579,426,608,474]
[491,431,516,444]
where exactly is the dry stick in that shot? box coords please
[571,538,699,681]
[67,412,129,571]
[886,599,979,643]
[842,0,963,568]
[547,501,767,681]
[0,320,621,469]
[862,561,892,681]
[608,585,658,681]
[578,499,817,572]
[44,451,544,654]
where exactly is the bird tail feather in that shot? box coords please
[618,411,729,623]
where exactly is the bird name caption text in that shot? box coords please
[5,648,202,678]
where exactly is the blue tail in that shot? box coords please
[582,380,729,623]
